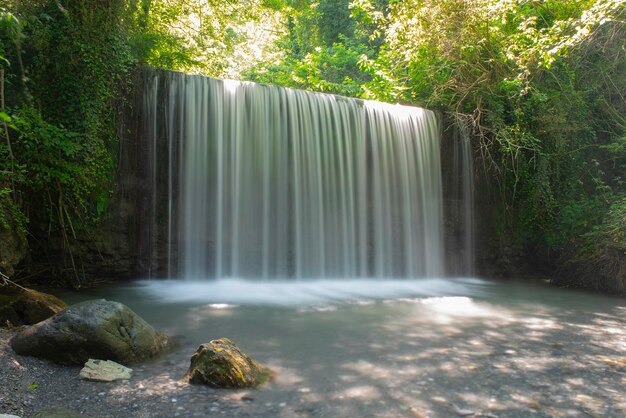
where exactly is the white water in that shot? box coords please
[144,71,446,280]
[135,277,483,306]
[451,114,475,275]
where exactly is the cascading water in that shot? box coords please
[142,69,451,280]
[448,114,475,276]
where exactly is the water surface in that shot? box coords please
[55,278,626,417]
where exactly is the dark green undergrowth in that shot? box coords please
[0,0,137,285]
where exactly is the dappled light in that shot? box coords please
[17,279,618,417]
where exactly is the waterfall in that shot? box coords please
[452,116,475,276]
[141,69,449,280]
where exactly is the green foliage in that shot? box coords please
[126,0,199,71]
[245,0,390,97]
[125,0,286,78]
[0,0,134,282]
[318,0,355,46]
[0,187,26,231]
[589,195,626,250]
[246,37,374,97]
[9,106,111,220]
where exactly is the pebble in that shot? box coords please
[452,404,475,417]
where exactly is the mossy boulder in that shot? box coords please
[10,299,169,365]
[0,287,67,326]
[185,338,271,388]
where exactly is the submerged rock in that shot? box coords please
[0,287,67,326]
[10,299,168,365]
[185,338,270,388]
[80,359,133,382]
[452,404,475,417]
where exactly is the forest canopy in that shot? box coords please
[0,0,624,289]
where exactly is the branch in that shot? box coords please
[0,271,28,291]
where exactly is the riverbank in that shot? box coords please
[0,329,253,418]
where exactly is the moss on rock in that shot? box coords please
[10,299,169,365]
[185,338,271,388]
[0,287,67,326]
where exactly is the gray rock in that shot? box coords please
[79,359,133,382]
[0,414,22,418]
[185,338,271,388]
[10,299,168,365]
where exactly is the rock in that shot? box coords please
[0,293,20,326]
[31,407,82,418]
[0,287,68,326]
[10,299,168,365]
[79,359,133,382]
[0,414,22,418]
[452,404,475,416]
[185,338,271,388]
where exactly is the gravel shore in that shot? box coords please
[0,329,246,418]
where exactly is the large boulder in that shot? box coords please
[185,338,271,388]
[0,287,68,326]
[10,299,168,365]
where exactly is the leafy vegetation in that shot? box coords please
[1,0,136,285]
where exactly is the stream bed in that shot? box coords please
[2,277,625,417]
